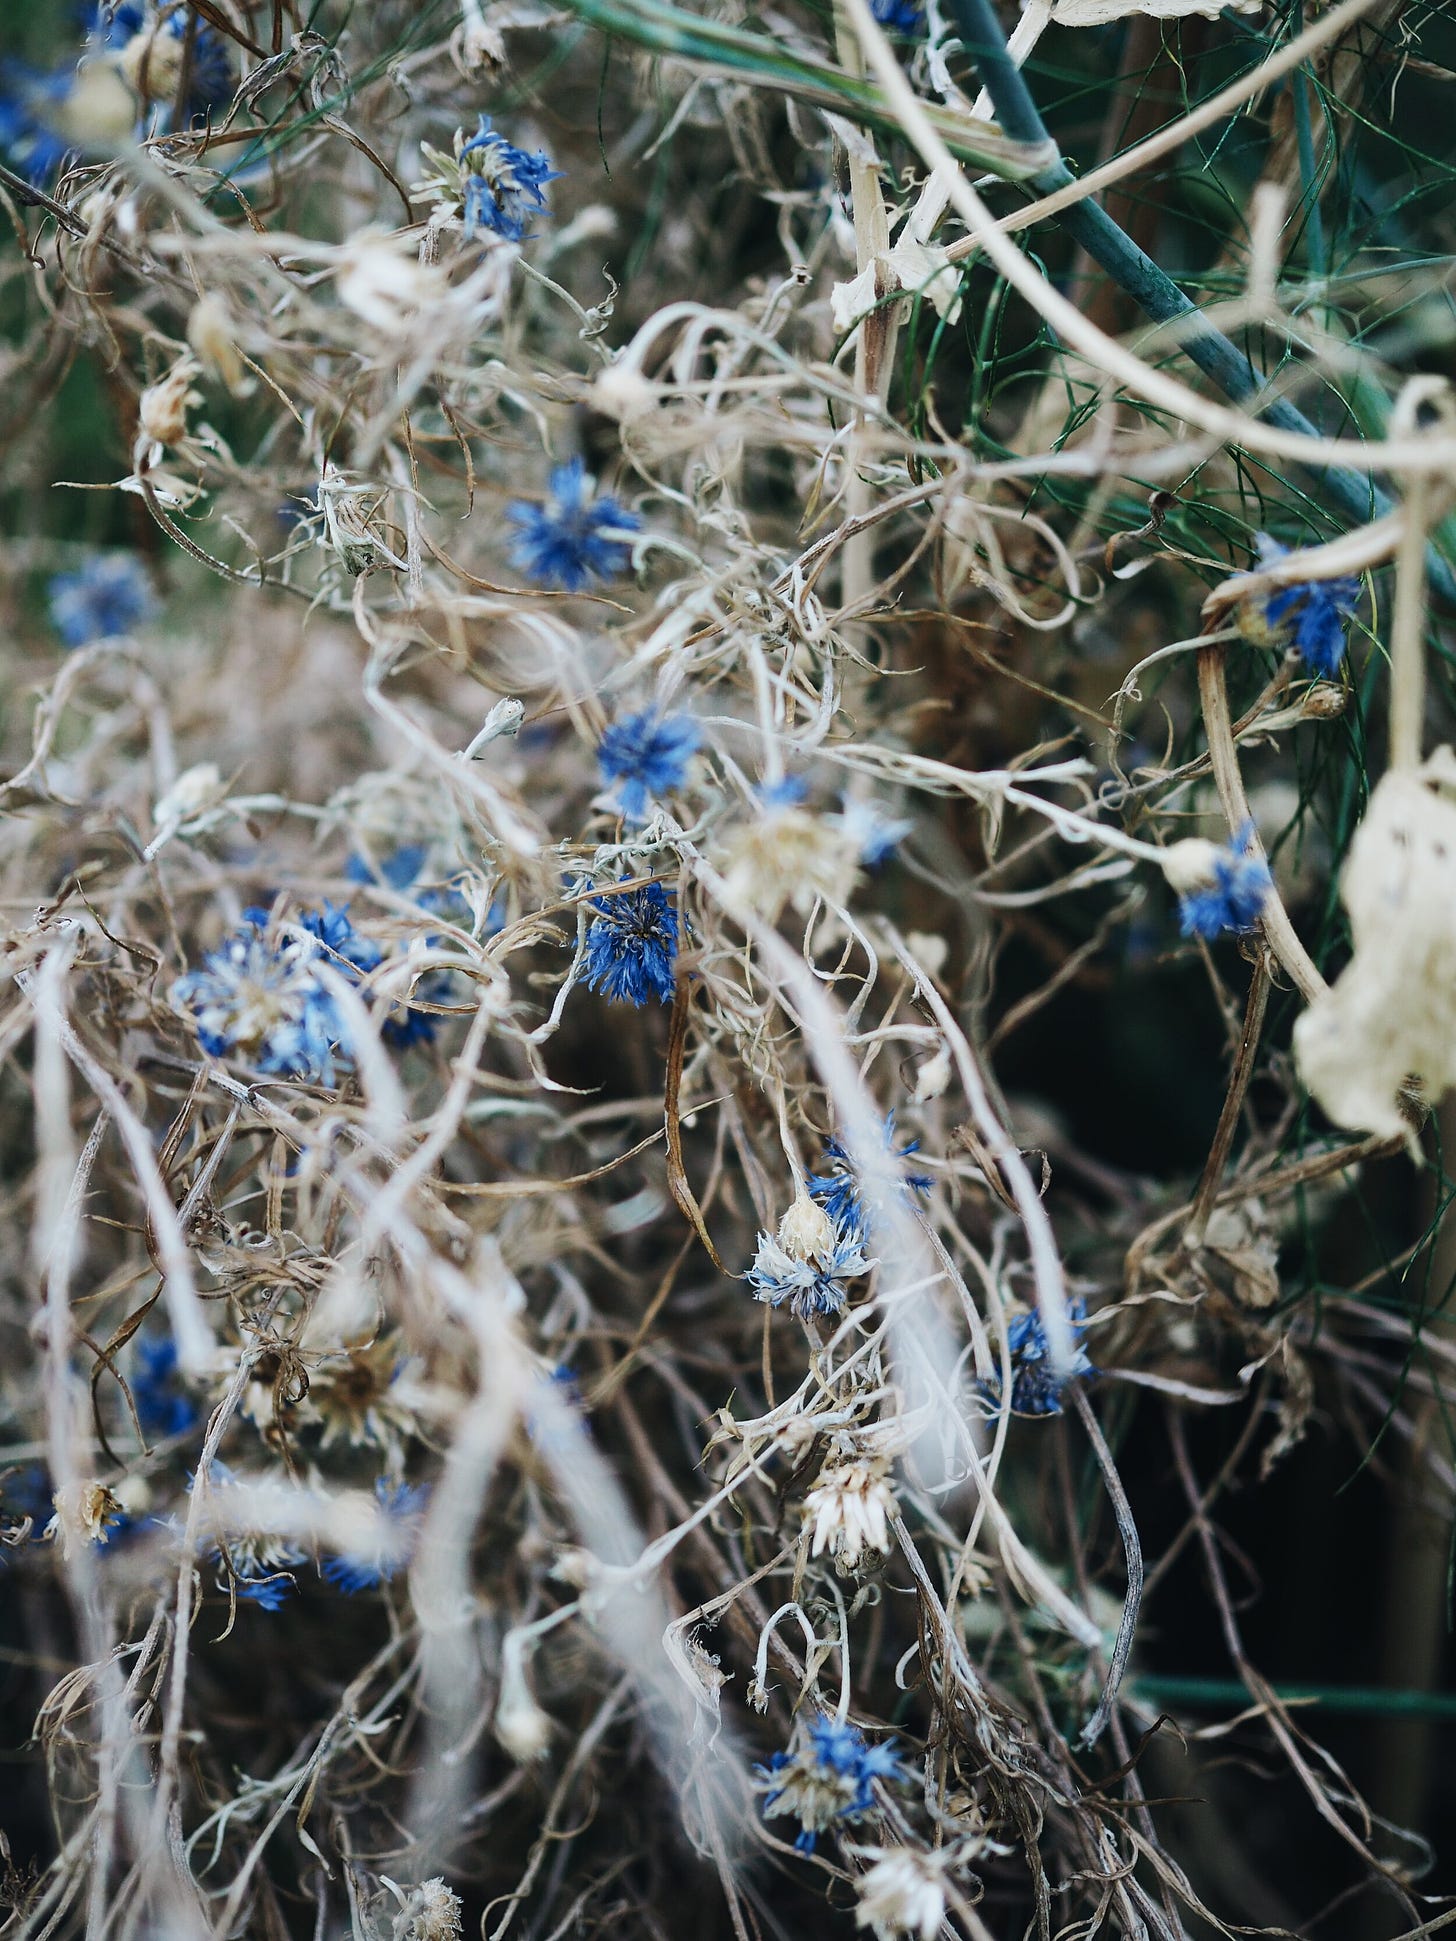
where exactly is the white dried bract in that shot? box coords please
[139,356,204,450]
[777,1189,837,1262]
[854,1848,948,1941]
[804,1460,896,1570]
[335,234,446,337]
[1158,837,1224,896]
[388,1877,462,1941]
[187,295,249,395]
[46,1481,123,1555]
[719,802,860,919]
[153,762,225,836]
[55,62,136,145]
[1293,750,1456,1140]
[912,1044,952,1103]
[831,231,964,339]
[591,362,657,422]
[1049,0,1259,19]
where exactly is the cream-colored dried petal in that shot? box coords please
[1294,756,1456,1138]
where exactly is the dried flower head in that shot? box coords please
[390,1877,462,1941]
[747,1223,872,1321]
[719,792,862,920]
[48,551,155,646]
[804,1459,896,1570]
[757,1716,903,1853]
[1294,750,1456,1139]
[1236,534,1361,676]
[581,881,678,1006]
[507,457,639,591]
[980,1297,1095,1416]
[854,1848,947,1941]
[46,1481,123,1554]
[597,710,701,821]
[138,356,203,449]
[1164,822,1272,939]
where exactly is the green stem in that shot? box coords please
[1135,1674,1456,1720]
[947,0,1456,607]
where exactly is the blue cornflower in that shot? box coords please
[1176,822,1272,940]
[189,1462,307,1610]
[321,1479,429,1594]
[838,798,913,868]
[93,6,235,119]
[871,0,925,32]
[1240,535,1360,678]
[345,849,475,1048]
[132,1336,199,1439]
[507,457,640,592]
[808,1115,932,1237]
[0,66,73,185]
[746,1223,872,1321]
[757,1715,902,1853]
[299,902,384,979]
[980,1297,1095,1417]
[581,880,678,1006]
[458,114,559,242]
[48,552,155,646]
[172,907,369,1086]
[597,710,701,821]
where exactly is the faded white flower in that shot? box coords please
[46,1481,123,1554]
[1294,750,1456,1139]
[390,1877,462,1941]
[187,295,249,394]
[912,1044,952,1103]
[152,762,224,837]
[335,234,445,336]
[138,357,203,450]
[720,800,860,920]
[854,1848,948,1941]
[804,1460,896,1570]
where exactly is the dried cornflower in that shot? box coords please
[321,1480,429,1594]
[1162,823,1272,939]
[47,551,154,646]
[46,1481,124,1555]
[597,710,701,821]
[390,1877,462,1941]
[718,790,861,920]
[581,881,678,1006]
[808,1117,932,1238]
[415,115,559,243]
[747,1224,872,1321]
[757,1716,903,1853]
[1236,534,1361,676]
[980,1297,1095,1417]
[854,1848,947,1941]
[804,1460,896,1570]
[507,458,639,591]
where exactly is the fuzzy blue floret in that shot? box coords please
[581,881,678,1006]
[980,1296,1095,1417]
[48,553,155,646]
[1177,822,1272,940]
[132,1336,199,1439]
[597,711,701,821]
[321,1479,429,1594]
[807,1114,932,1238]
[871,0,925,31]
[507,458,640,592]
[458,115,560,242]
[1251,535,1360,678]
